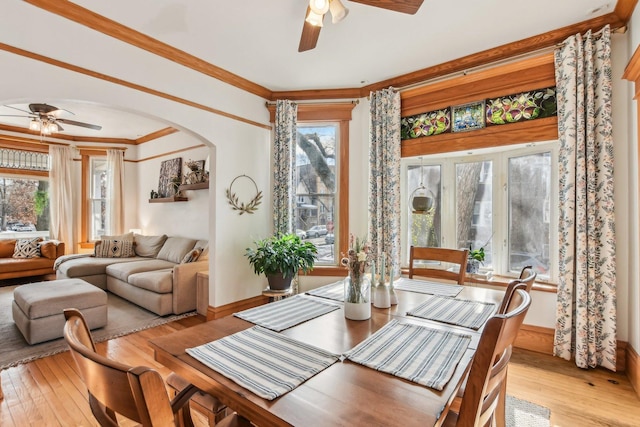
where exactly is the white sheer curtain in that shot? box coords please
[106,149,125,235]
[49,145,76,252]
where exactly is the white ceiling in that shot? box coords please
[70,0,614,91]
[0,0,617,139]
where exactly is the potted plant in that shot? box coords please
[467,246,485,274]
[245,233,318,291]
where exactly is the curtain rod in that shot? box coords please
[265,100,359,107]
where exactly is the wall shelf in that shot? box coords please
[179,181,209,191]
[149,195,189,203]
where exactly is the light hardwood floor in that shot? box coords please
[0,315,639,426]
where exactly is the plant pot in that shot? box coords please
[266,273,294,291]
[466,259,480,274]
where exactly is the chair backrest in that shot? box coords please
[456,289,531,427]
[408,246,469,285]
[498,266,537,314]
[63,308,176,427]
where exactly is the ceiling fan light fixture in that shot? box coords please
[305,9,324,27]
[329,0,349,23]
[29,118,41,131]
[309,0,330,15]
[44,121,57,135]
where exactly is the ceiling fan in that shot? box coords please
[0,103,102,135]
[299,0,424,52]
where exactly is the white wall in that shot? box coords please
[134,133,210,239]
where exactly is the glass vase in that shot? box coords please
[344,273,371,320]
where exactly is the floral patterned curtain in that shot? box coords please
[368,88,401,280]
[554,25,616,370]
[273,100,297,235]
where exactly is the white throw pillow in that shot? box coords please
[13,237,42,258]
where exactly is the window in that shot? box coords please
[0,176,49,236]
[403,142,557,280]
[295,124,338,265]
[269,102,354,273]
[89,157,107,241]
[0,147,50,237]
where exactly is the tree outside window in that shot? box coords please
[295,124,337,265]
[0,176,49,233]
[405,143,555,278]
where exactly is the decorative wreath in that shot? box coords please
[226,175,263,215]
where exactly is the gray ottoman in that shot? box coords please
[12,278,108,345]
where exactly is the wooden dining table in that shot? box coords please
[149,281,504,427]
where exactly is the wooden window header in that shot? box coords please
[267,102,357,122]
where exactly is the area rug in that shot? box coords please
[0,284,196,370]
[507,395,551,427]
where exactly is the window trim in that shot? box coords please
[80,149,107,246]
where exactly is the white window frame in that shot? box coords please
[401,140,558,281]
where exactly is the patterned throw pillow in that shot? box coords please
[94,239,135,258]
[13,237,42,258]
[181,247,203,264]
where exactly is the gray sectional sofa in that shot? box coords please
[55,234,208,316]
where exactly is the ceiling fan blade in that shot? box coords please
[0,114,32,118]
[2,105,33,115]
[56,118,102,131]
[298,7,322,52]
[349,0,424,14]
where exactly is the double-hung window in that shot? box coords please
[88,157,107,241]
[402,141,557,280]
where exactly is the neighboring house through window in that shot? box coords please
[0,147,50,238]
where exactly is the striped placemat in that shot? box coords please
[344,319,471,391]
[306,280,344,302]
[407,295,496,330]
[187,326,340,400]
[393,278,463,297]
[234,295,340,331]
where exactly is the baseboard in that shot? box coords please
[627,345,640,398]
[514,324,554,354]
[514,324,627,372]
[207,295,268,320]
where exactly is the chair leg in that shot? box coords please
[495,373,507,427]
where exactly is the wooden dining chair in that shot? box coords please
[450,269,537,426]
[408,246,469,285]
[63,308,251,427]
[442,289,531,427]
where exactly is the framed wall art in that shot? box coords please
[452,101,485,133]
[158,157,182,197]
